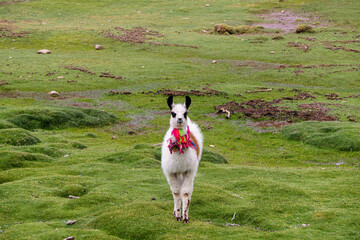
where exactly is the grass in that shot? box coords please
[0,0,359,239]
[281,121,360,151]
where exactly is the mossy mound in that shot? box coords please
[0,151,51,170]
[214,24,264,35]
[22,146,65,158]
[280,121,360,151]
[295,24,314,33]
[101,144,160,168]
[71,141,88,149]
[202,149,228,164]
[56,183,87,198]
[1,106,116,130]
[0,128,41,146]
[0,120,16,129]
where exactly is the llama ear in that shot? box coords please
[185,96,191,109]
[167,96,174,110]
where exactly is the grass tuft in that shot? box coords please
[295,24,315,33]
[214,24,264,35]
[0,120,16,129]
[0,151,51,170]
[201,149,228,164]
[280,121,360,151]
[1,107,117,130]
[0,128,41,146]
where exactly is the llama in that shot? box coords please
[161,96,203,223]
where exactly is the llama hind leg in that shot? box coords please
[167,173,183,221]
[181,171,195,223]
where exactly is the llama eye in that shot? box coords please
[171,112,176,118]
[184,112,187,119]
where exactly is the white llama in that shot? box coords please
[161,96,203,223]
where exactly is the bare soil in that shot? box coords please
[0,26,29,38]
[104,27,198,48]
[214,94,338,122]
[256,10,324,33]
[63,66,95,75]
[143,87,225,96]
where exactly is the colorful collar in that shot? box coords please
[168,126,197,154]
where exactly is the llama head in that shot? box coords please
[167,96,191,129]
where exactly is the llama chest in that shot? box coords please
[161,147,199,174]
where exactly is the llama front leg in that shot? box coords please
[181,171,195,223]
[167,173,183,221]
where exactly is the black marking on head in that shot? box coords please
[171,112,176,118]
[167,96,174,110]
[184,112,188,119]
[185,96,191,109]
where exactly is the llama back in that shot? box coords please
[187,117,203,160]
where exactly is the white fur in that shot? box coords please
[161,100,203,223]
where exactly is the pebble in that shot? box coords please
[95,44,103,50]
[48,91,60,97]
[37,49,51,54]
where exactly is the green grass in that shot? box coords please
[281,121,360,151]
[0,0,359,239]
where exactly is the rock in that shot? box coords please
[57,76,64,79]
[48,91,60,97]
[209,145,215,148]
[95,44,103,50]
[37,49,51,54]
[212,60,217,64]
[66,220,77,225]
[64,237,75,240]
[69,195,79,199]
[270,51,275,54]
[205,4,210,7]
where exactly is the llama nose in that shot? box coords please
[177,118,183,124]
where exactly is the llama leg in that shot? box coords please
[181,171,195,223]
[167,173,183,221]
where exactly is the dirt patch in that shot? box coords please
[0,80,8,86]
[63,66,95,75]
[108,90,131,96]
[0,0,25,6]
[287,42,310,51]
[247,120,292,129]
[104,27,198,48]
[99,72,123,80]
[0,26,29,38]
[143,87,225,96]
[256,10,324,33]
[215,94,337,122]
[323,42,360,53]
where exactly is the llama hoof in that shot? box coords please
[183,218,190,224]
[175,217,182,221]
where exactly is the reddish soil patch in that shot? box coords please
[323,43,360,53]
[144,87,225,96]
[287,42,310,51]
[104,27,198,48]
[108,90,131,95]
[325,93,342,100]
[0,80,8,86]
[0,0,24,6]
[99,72,123,80]
[215,94,337,122]
[0,27,29,38]
[63,66,95,75]
[256,10,324,33]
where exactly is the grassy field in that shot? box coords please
[0,0,359,239]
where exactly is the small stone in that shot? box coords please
[151,197,156,201]
[66,220,77,225]
[205,4,210,7]
[281,10,285,13]
[37,49,51,54]
[48,91,60,97]
[112,136,117,139]
[212,60,217,64]
[141,66,145,68]
[95,44,103,50]
[69,195,79,199]
[57,76,64,79]
[270,51,275,54]
[64,237,75,240]
[209,145,215,148]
